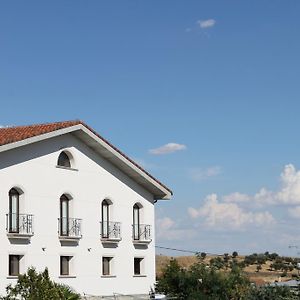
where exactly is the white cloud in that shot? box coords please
[220,164,300,207]
[188,194,275,230]
[197,19,216,29]
[288,206,300,219]
[156,217,175,230]
[149,143,187,155]
[276,164,300,204]
[189,166,221,181]
[156,217,196,241]
[223,192,250,203]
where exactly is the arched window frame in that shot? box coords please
[60,194,70,236]
[9,188,20,233]
[101,200,110,238]
[57,151,71,168]
[133,204,141,240]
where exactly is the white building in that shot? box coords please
[0,121,172,297]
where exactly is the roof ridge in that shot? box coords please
[0,120,82,130]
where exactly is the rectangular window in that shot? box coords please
[9,255,20,276]
[102,257,112,276]
[134,257,143,275]
[60,256,71,276]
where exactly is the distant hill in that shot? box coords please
[156,254,300,285]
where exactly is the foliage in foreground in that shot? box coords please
[1,268,80,300]
[156,257,300,300]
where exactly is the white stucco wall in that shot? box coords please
[0,133,156,296]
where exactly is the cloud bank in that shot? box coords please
[188,194,275,230]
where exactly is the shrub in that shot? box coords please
[1,267,80,300]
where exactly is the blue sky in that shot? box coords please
[1,1,300,256]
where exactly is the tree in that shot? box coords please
[256,264,262,273]
[200,252,206,260]
[269,253,279,260]
[246,285,299,300]
[156,257,251,299]
[232,251,238,258]
[156,255,300,299]
[1,267,80,300]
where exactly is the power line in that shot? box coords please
[155,245,224,256]
[155,246,198,254]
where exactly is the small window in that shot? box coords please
[60,256,71,276]
[9,255,20,276]
[134,257,143,275]
[57,152,71,168]
[102,257,112,276]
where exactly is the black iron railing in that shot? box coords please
[100,221,121,240]
[6,213,34,235]
[132,224,151,242]
[58,217,82,238]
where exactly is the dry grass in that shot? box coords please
[156,255,299,285]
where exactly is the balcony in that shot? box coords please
[6,213,34,239]
[58,218,82,242]
[132,224,152,244]
[100,221,121,243]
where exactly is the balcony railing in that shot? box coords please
[100,221,121,241]
[58,217,82,239]
[132,224,151,243]
[6,213,34,236]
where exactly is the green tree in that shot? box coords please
[156,257,251,299]
[256,264,262,273]
[1,267,80,300]
[156,255,300,299]
[232,251,238,258]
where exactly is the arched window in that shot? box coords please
[9,189,20,233]
[60,194,70,236]
[133,204,140,240]
[101,200,110,238]
[57,151,71,168]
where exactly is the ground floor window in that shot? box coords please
[9,255,21,276]
[102,257,113,276]
[134,257,143,275]
[60,256,72,276]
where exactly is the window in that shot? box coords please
[9,189,20,233]
[134,257,143,275]
[57,151,71,168]
[101,200,110,238]
[60,256,71,276]
[102,257,112,276]
[60,195,69,236]
[133,204,140,240]
[9,255,20,276]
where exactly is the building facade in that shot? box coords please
[0,121,172,297]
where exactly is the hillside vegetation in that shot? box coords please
[156,252,300,285]
[155,252,300,299]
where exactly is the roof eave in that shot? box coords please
[0,124,172,200]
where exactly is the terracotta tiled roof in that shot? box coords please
[0,120,81,146]
[0,120,172,195]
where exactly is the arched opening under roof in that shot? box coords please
[57,151,72,168]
